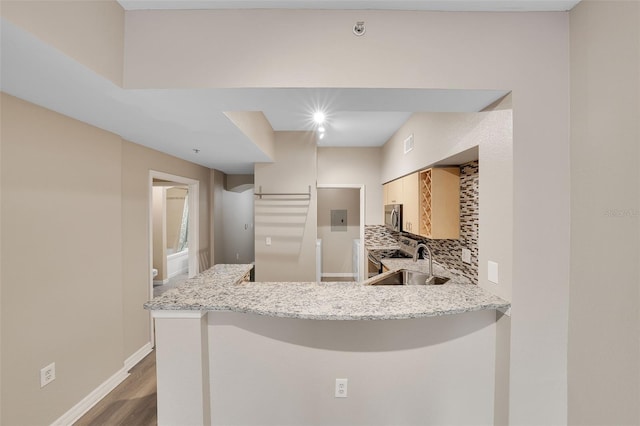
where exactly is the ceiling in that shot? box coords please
[117,0,581,12]
[4,0,580,174]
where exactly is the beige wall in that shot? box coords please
[224,111,275,160]
[165,186,187,251]
[255,132,317,282]
[1,0,124,86]
[1,93,124,425]
[0,88,3,426]
[382,112,486,182]
[568,1,640,424]
[124,10,570,422]
[0,92,213,424]
[317,188,360,276]
[120,140,211,357]
[317,147,383,225]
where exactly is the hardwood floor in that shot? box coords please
[74,350,157,426]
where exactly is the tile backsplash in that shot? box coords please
[364,225,399,249]
[365,161,479,284]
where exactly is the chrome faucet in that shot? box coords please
[413,243,435,285]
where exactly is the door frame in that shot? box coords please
[148,170,200,344]
[316,184,366,282]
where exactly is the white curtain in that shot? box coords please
[177,193,189,252]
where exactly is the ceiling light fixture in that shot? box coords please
[313,111,325,124]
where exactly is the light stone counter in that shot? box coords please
[145,263,509,320]
[147,263,509,424]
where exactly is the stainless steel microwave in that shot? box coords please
[384,204,402,232]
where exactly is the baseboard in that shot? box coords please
[51,368,129,426]
[153,278,169,285]
[167,268,188,279]
[321,273,356,278]
[124,341,153,372]
[50,342,153,426]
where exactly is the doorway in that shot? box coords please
[316,184,365,282]
[148,171,199,342]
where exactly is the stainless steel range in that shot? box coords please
[366,239,416,278]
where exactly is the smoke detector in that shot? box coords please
[353,21,365,36]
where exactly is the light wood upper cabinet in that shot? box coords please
[401,172,420,234]
[383,167,459,239]
[419,167,460,239]
[383,178,403,205]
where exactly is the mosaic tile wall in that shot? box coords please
[364,225,400,249]
[410,161,479,284]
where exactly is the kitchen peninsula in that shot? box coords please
[146,264,509,425]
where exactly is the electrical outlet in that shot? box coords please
[335,378,348,398]
[40,363,56,388]
[266,237,271,246]
[462,248,471,264]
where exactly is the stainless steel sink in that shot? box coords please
[368,269,450,286]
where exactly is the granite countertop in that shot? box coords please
[145,263,509,320]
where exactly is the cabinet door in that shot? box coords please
[431,167,460,239]
[402,173,419,234]
[383,183,389,205]
[386,179,403,204]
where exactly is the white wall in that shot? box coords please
[568,1,640,424]
[317,147,382,225]
[211,169,225,265]
[254,131,317,282]
[152,186,167,280]
[208,311,497,425]
[317,188,360,276]
[124,10,570,422]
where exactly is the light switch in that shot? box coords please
[488,261,499,284]
[266,237,272,246]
